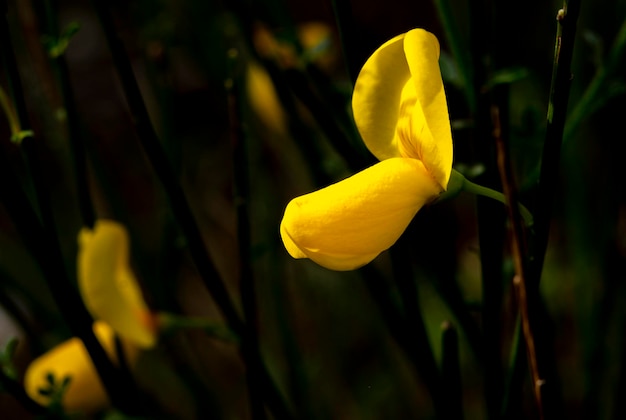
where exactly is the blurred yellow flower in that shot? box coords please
[24,321,136,413]
[253,22,335,70]
[280,29,452,270]
[78,220,157,348]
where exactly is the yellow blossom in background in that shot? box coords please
[24,321,136,413]
[246,61,288,135]
[78,220,157,348]
[280,29,452,270]
[253,22,336,70]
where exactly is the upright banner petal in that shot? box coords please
[403,29,453,188]
[352,33,409,161]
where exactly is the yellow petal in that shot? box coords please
[24,322,119,413]
[78,220,156,349]
[352,32,408,161]
[403,29,453,188]
[280,158,441,270]
[352,29,453,189]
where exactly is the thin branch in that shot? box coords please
[227,56,266,420]
[493,105,543,419]
[40,0,96,227]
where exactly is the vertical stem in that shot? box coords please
[493,105,544,419]
[467,0,507,417]
[40,0,96,227]
[531,0,581,283]
[227,55,266,420]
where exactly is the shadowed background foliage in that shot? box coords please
[1,0,626,419]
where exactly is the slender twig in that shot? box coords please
[493,105,544,419]
[227,57,267,420]
[40,0,96,227]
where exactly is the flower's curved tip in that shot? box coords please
[279,201,309,260]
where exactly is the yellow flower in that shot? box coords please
[78,220,157,348]
[24,321,137,413]
[280,29,452,270]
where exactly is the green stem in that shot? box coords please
[532,0,581,283]
[40,0,96,228]
[228,53,267,420]
[440,169,534,226]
